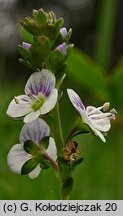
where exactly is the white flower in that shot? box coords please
[7,118,57,179]
[67,89,116,142]
[7,69,58,123]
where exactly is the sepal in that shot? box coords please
[75,117,90,134]
[40,137,49,149]
[18,45,31,62]
[64,28,72,42]
[24,140,40,155]
[20,18,40,35]
[33,9,47,27]
[40,159,51,169]
[21,158,39,175]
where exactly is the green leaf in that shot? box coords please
[71,157,84,172]
[67,47,109,100]
[62,177,73,199]
[21,158,39,175]
[24,140,39,155]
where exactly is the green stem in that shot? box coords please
[95,0,118,70]
[65,126,77,144]
[52,101,74,200]
[53,101,64,157]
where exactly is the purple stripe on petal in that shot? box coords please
[25,70,56,98]
[19,118,50,144]
[28,84,36,95]
[73,96,85,110]
[38,79,54,97]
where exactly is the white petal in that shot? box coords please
[92,129,106,142]
[40,89,58,114]
[91,118,111,132]
[20,118,50,144]
[46,137,57,161]
[24,110,40,123]
[7,144,31,174]
[28,164,41,179]
[67,89,85,114]
[7,95,32,118]
[25,69,55,97]
[86,106,111,132]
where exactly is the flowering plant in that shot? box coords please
[7,9,116,199]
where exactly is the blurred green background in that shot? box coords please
[0,0,123,199]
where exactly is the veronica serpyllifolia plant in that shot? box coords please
[7,8,117,199]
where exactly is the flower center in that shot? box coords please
[32,97,45,111]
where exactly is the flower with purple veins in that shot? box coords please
[7,118,57,179]
[7,69,58,123]
[67,89,117,142]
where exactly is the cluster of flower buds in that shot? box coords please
[6,9,116,199]
[19,9,73,74]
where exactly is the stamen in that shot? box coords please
[109,113,116,120]
[110,108,117,115]
[14,97,20,104]
[90,112,112,119]
[103,102,110,111]
[87,105,104,115]
[28,93,40,101]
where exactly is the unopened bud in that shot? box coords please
[22,42,31,52]
[56,42,67,55]
[60,27,67,38]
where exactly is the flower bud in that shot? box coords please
[60,27,67,38]
[22,42,31,52]
[56,42,67,55]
